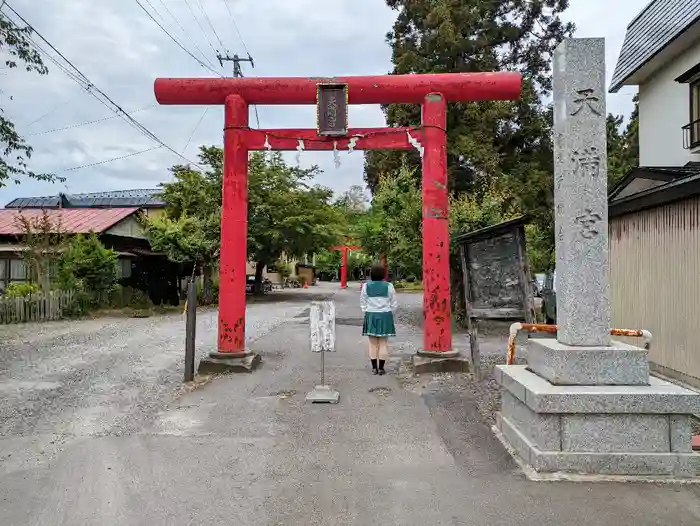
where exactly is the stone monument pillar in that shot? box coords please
[494,38,700,479]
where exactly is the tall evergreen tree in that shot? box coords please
[364,0,575,195]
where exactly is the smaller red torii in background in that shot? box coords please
[331,245,361,289]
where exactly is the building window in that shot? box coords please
[688,80,700,149]
[116,258,132,280]
[9,259,27,281]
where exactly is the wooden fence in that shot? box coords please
[0,290,77,324]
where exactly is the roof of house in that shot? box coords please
[609,0,700,93]
[0,208,140,235]
[609,163,700,217]
[5,189,165,209]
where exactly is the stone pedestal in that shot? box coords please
[412,352,470,375]
[495,362,700,478]
[198,351,261,374]
[527,338,650,386]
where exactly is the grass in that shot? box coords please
[394,280,424,292]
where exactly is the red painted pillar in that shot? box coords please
[421,93,452,353]
[340,248,348,289]
[381,254,388,279]
[218,94,249,353]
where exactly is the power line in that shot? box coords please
[27,105,156,136]
[193,0,227,53]
[182,0,218,57]
[4,2,204,170]
[220,0,250,56]
[142,0,169,27]
[63,146,163,172]
[26,95,74,127]
[182,108,208,154]
[133,0,221,76]
[154,0,215,69]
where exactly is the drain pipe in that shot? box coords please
[506,324,653,365]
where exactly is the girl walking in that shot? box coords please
[360,264,398,375]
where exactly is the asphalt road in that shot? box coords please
[2,284,700,525]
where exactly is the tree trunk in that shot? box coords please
[254,261,265,295]
[202,264,213,305]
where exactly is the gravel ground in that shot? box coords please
[393,291,522,427]
[0,288,330,472]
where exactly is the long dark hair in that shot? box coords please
[369,264,386,281]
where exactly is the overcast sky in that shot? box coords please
[1,0,645,205]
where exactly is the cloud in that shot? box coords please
[1,0,645,205]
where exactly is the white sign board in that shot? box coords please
[309,301,336,353]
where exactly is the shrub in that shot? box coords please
[4,282,40,298]
[58,233,118,297]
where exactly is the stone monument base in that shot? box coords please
[495,365,700,478]
[198,351,261,374]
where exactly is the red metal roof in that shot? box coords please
[0,208,139,235]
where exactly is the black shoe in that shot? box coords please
[371,359,378,375]
[378,360,386,375]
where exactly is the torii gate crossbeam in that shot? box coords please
[154,72,522,367]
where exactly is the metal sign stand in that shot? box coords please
[306,301,339,404]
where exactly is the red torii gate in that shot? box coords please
[154,72,521,367]
[331,244,361,289]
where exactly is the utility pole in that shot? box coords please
[216,53,254,78]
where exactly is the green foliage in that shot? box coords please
[607,94,639,188]
[358,167,518,279]
[4,281,39,298]
[364,0,575,194]
[148,147,345,297]
[145,213,219,265]
[247,151,344,268]
[358,167,423,277]
[0,11,61,186]
[14,210,66,291]
[58,234,118,296]
[314,249,342,275]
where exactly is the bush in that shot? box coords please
[107,284,151,309]
[4,282,40,298]
[58,234,118,296]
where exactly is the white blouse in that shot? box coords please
[360,282,399,313]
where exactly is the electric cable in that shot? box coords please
[3,2,205,170]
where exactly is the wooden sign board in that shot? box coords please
[455,216,536,375]
[316,84,348,136]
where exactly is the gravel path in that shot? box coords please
[0,289,330,472]
[393,290,523,427]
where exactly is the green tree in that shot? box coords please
[58,233,118,296]
[148,148,344,298]
[14,210,66,291]
[607,93,639,188]
[358,167,423,278]
[0,10,60,186]
[144,149,222,304]
[247,151,344,289]
[364,0,574,193]
[314,249,342,278]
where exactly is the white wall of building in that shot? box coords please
[638,37,700,167]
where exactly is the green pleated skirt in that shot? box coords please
[362,311,396,337]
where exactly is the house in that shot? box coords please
[0,207,181,305]
[608,0,700,387]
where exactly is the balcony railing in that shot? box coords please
[682,118,700,150]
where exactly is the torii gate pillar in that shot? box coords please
[154,72,522,372]
[331,245,361,289]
